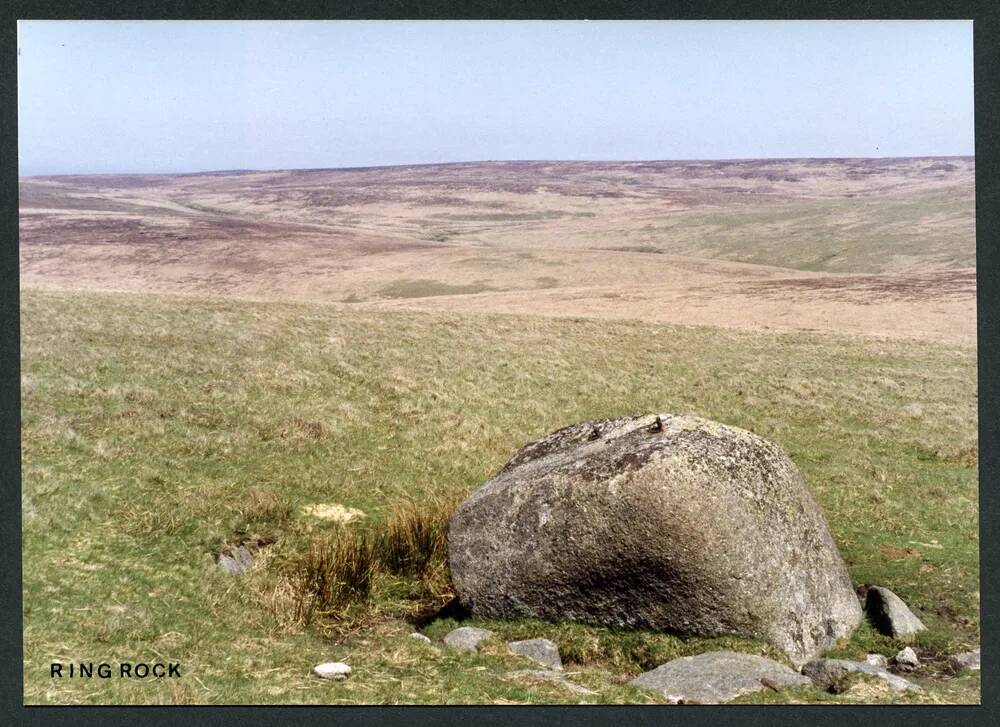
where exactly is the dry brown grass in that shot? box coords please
[287,496,457,627]
[291,532,378,624]
[373,496,456,577]
[235,486,293,530]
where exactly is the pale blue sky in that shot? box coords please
[17,20,974,176]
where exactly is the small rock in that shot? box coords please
[507,669,595,695]
[865,654,888,668]
[865,586,926,639]
[801,659,918,693]
[628,651,811,704]
[443,626,494,652]
[409,633,431,644]
[508,638,562,670]
[234,545,253,566]
[217,554,241,575]
[893,646,920,672]
[217,545,253,575]
[313,662,351,680]
[949,648,981,672]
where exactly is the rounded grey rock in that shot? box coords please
[628,650,812,704]
[443,626,494,652]
[508,638,563,670]
[949,648,980,672]
[449,414,862,667]
[217,545,253,576]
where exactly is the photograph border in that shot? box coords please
[2,1,995,725]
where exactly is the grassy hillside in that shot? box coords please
[599,187,975,273]
[21,289,979,704]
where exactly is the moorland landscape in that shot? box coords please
[20,157,979,703]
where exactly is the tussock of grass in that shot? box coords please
[286,497,457,628]
[116,500,186,536]
[373,497,455,577]
[292,532,378,624]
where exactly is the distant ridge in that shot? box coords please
[21,155,975,180]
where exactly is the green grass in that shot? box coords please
[612,187,975,273]
[20,288,978,704]
[430,211,595,222]
[377,278,496,299]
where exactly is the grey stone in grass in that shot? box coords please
[443,626,494,652]
[217,555,242,575]
[801,659,918,693]
[949,648,980,672]
[508,638,563,670]
[409,632,432,644]
[507,669,595,695]
[893,646,920,672]
[865,654,888,668]
[627,651,811,704]
[449,413,861,668]
[217,545,253,575]
[865,586,926,640]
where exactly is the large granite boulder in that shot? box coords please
[448,414,861,667]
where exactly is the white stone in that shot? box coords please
[313,662,352,680]
[894,646,920,671]
[409,633,432,643]
[217,545,253,575]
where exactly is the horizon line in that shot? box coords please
[20,154,976,180]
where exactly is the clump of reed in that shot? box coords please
[288,495,458,626]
